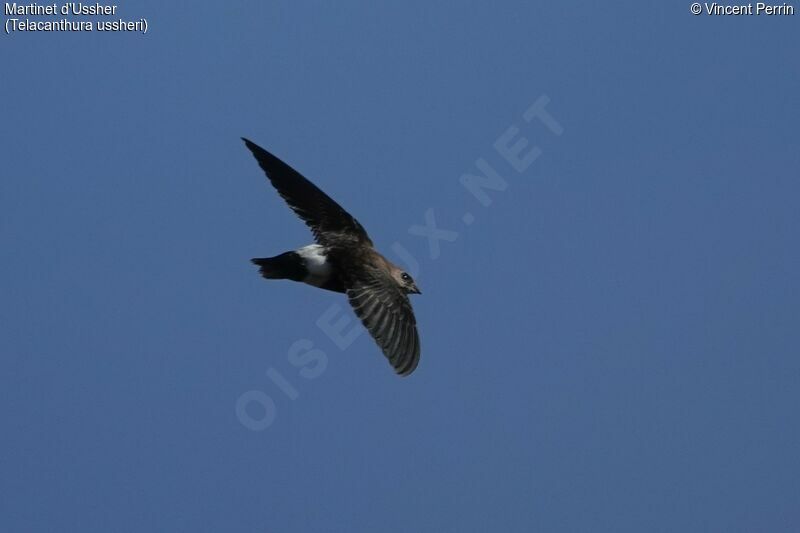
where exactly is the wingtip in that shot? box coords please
[396,363,419,378]
[241,137,268,158]
[395,349,420,377]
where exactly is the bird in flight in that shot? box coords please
[242,138,422,376]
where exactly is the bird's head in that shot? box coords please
[394,270,421,295]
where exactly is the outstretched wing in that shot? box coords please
[346,270,420,376]
[242,138,372,247]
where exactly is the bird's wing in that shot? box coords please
[242,138,372,247]
[346,269,420,376]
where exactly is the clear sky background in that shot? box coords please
[2,2,799,532]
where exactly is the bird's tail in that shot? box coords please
[251,252,305,282]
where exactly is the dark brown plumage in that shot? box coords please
[242,138,422,376]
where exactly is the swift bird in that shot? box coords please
[242,138,422,376]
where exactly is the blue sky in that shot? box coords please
[2,2,799,532]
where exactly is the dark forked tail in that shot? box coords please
[251,252,306,281]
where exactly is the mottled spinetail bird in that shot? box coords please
[242,138,422,376]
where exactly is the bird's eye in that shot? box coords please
[401,273,411,282]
